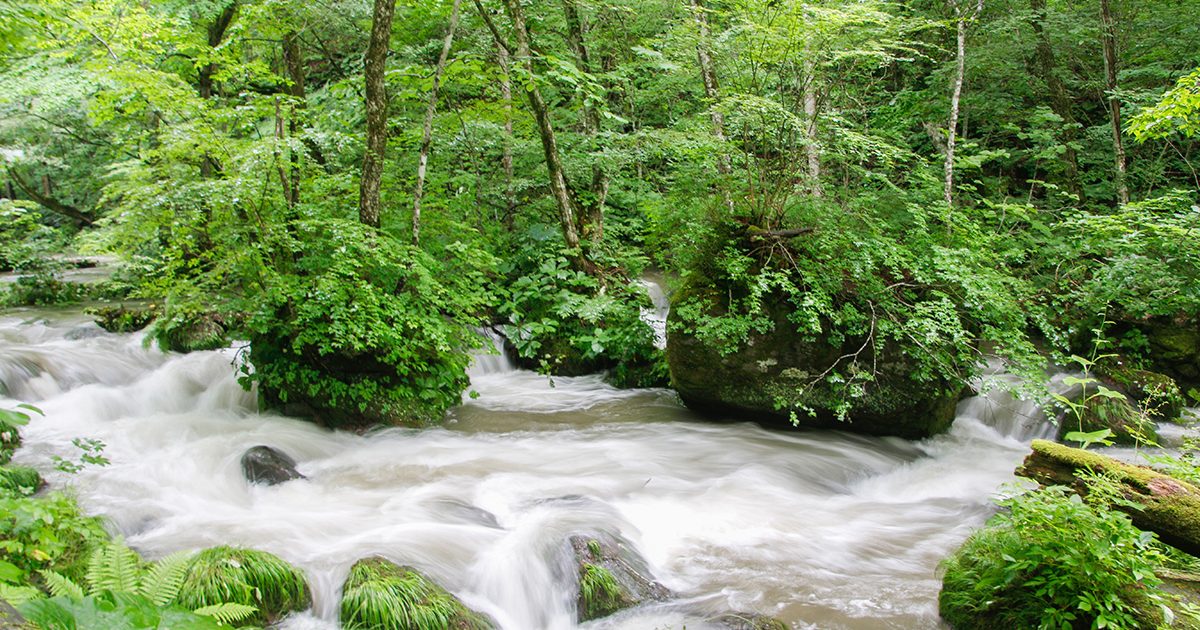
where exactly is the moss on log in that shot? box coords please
[1017,440,1200,555]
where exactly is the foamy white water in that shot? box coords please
[2,303,1077,629]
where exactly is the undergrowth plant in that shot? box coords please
[176,546,310,626]
[339,557,490,630]
[940,484,1169,630]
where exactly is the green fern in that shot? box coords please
[193,602,259,624]
[39,569,85,601]
[0,582,42,606]
[139,551,191,606]
[85,540,143,594]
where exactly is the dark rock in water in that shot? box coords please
[1099,360,1186,423]
[666,283,959,439]
[569,533,670,622]
[711,611,789,630]
[0,598,29,629]
[64,325,106,340]
[429,498,502,529]
[1139,320,1200,390]
[241,445,304,486]
[339,557,494,630]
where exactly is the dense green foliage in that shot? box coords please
[940,484,1169,630]
[339,557,491,630]
[175,546,310,626]
[3,0,1197,426]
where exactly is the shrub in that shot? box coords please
[940,485,1167,629]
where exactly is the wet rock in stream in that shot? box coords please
[241,445,304,486]
[569,533,670,622]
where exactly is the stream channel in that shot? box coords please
[2,291,1173,629]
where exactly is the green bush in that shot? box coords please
[0,491,109,586]
[497,243,665,387]
[175,546,310,626]
[940,485,1167,629]
[239,218,496,427]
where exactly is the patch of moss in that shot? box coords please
[175,546,310,625]
[578,563,629,622]
[339,557,491,630]
[0,466,42,496]
[1104,364,1186,422]
[86,304,158,334]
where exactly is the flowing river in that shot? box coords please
[1,301,1086,629]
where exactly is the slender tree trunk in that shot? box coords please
[497,42,516,230]
[1100,0,1129,205]
[945,0,983,213]
[359,0,397,229]
[483,0,584,257]
[561,0,606,244]
[803,56,821,198]
[197,1,238,179]
[282,30,306,208]
[689,0,734,213]
[413,0,463,246]
[6,167,93,227]
[1029,0,1083,203]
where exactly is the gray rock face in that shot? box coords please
[0,599,28,629]
[241,445,304,486]
[569,533,670,622]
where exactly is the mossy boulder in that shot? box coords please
[1100,362,1187,422]
[0,466,43,495]
[1141,320,1200,390]
[176,546,310,626]
[666,284,959,439]
[150,308,229,353]
[569,534,669,622]
[339,557,493,630]
[86,304,159,333]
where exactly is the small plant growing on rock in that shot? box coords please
[176,546,310,626]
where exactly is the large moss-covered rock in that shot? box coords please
[667,286,959,439]
[1057,385,1158,446]
[569,534,669,622]
[176,546,310,626]
[1142,320,1200,390]
[1100,361,1186,422]
[339,557,493,630]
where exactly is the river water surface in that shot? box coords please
[2,303,1071,629]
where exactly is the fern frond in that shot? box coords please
[193,602,259,624]
[39,570,85,601]
[140,551,192,607]
[0,582,42,605]
[85,541,143,594]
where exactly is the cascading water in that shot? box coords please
[2,296,1120,630]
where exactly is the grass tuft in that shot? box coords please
[339,557,491,630]
[175,546,310,625]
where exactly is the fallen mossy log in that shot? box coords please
[1017,439,1200,556]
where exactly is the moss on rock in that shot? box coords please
[569,534,669,622]
[1142,320,1200,390]
[666,281,959,439]
[1101,362,1186,422]
[1058,387,1158,445]
[339,557,492,630]
[0,466,43,495]
[176,546,310,626]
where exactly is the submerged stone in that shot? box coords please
[711,611,789,630]
[339,557,493,630]
[241,445,304,486]
[569,534,670,622]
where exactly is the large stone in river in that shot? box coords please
[241,445,304,486]
[339,557,494,630]
[666,285,959,439]
[569,533,670,622]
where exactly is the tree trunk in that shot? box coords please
[803,56,821,198]
[1100,0,1129,205]
[1029,0,1083,203]
[1017,440,1200,556]
[561,0,606,244]
[413,0,463,246]
[282,30,306,208]
[944,0,984,215]
[483,0,585,259]
[359,0,397,229]
[7,167,94,227]
[497,42,516,230]
[689,0,733,213]
[197,1,238,179]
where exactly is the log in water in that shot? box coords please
[2,305,1064,629]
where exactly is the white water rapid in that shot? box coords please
[1,304,1095,629]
